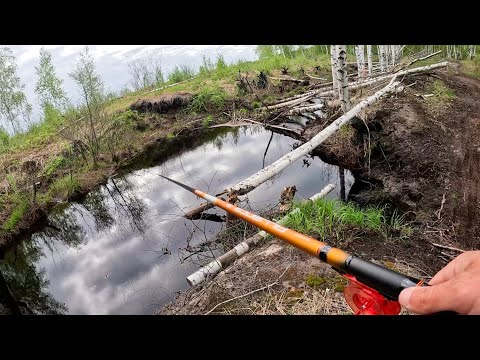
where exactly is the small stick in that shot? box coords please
[435,193,447,220]
[431,243,465,253]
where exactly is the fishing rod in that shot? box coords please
[160,175,456,315]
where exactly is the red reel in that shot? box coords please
[343,274,401,315]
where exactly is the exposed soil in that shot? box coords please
[160,64,480,315]
[130,93,193,113]
[314,66,480,251]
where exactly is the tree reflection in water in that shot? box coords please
[0,175,147,314]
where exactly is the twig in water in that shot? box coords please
[204,264,292,315]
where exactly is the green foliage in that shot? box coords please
[44,155,66,178]
[255,45,275,59]
[6,173,18,192]
[48,174,80,199]
[0,47,32,134]
[202,115,213,127]
[69,46,105,106]
[305,274,326,287]
[127,49,164,91]
[35,47,69,111]
[0,127,9,150]
[0,105,67,154]
[216,54,228,72]
[431,79,455,99]
[283,198,411,242]
[168,64,196,83]
[189,86,228,113]
[199,54,215,76]
[69,46,106,163]
[2,199,28,231]
[113,109,137,126]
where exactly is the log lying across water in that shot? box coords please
[228,79,401,195]
[186,183,336,286]
[228,62,449,195]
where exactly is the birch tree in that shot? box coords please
[379,45,387,72]
[367,45,373,76]
[0,47,31,134]
[330,45,338,92]
[69,46,105,165]
[35,47,69,113]
[355,45,365,78]
[127,50,164,91]
[390,45,396,66]
[336,45,351,112]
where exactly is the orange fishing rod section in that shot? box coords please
[159,175,426,305]
[193,188,351,270]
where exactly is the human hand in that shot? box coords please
[398,250,480,314]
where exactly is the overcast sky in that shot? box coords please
[6,45,258,121]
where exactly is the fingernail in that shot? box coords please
[399,287,414,308]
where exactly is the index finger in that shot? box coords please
[429,251,477,285]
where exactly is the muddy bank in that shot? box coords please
[314,67,480,252]
[160,65,480,315]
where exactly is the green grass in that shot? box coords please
[430,79,455,99]
[0,105,68,154]
[2,199,29,231]
[188,86,228,113]
[461,58,480,79]
[44,155,67,178]
[282,198,411,242]
[202,115,214,127]
[425,79,456,112]
[47,174,80,199]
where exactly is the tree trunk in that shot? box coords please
[390,45,396,67]
[355,45,366,78]
[227,79,400,195]
[379,45,387,72]
[367,45,373,76]
[393,51,442,73]
[336,45,351,113]
[288,103,324,115]
[330,45,338,93]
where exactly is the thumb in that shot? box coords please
[399,282,457,314]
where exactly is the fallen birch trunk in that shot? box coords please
[287,103,324,115]
[186,184,336,286]
[227,79,401,195]
[143,77,196,94]
[314,61,448,99]
[262,62,447,118]
[265,91,318,106]
[268,76,308,84]
[394,50,442,73]
[266,93,317,110]
[306,74,327,80]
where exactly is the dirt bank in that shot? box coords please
[159,64,479,315]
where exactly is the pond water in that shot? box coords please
[1,126,354,314]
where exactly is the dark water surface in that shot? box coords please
[1,126,354,314]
